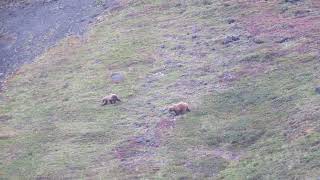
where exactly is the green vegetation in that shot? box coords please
[1,0,319,179]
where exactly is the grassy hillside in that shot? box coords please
[1,0,320,179]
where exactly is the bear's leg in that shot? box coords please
[174,110,179,115]
[102,99,108,106]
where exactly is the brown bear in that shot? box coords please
[168,102,190,115]
[101,94,121,106]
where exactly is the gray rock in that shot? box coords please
[294,10,310,18]
[253,38,264,44]
[222,36,240,45]
[275,37,292,43]
[111,72,125,83]
[227,19,236,24]
[171,45,186,50]
[285,0,302,4]
[165,59,173,64]
[94,59,102,64]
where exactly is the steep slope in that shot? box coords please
[0,0,116,87]
[1,0,320,179]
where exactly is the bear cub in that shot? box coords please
[101,94,121,106]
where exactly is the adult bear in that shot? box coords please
[168,102,190,115]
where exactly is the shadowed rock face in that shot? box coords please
[0,0,117,86]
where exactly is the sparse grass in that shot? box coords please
[1,0,320,179]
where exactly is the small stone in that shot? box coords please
[275,37,291,43]
[294,10,310,18]
[135,137,145,144]
[165,59,173,64]
[285,0,302,3]
[133,122,146,128]
[62,83,69,89]
[280,7,289,14]
[94,59,102,64]
[171,45,186,50]
[227,19,235,24]
[203,42,210,46]
[222,36,240,45]
[253,38,264,44]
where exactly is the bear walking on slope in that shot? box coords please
[168,102,190,115]
[101,94,121,106]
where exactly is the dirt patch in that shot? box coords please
[184,156,228,177]
[182,146,242,176]
[191,146,243,162]
[155,118,175,133]
[70,132,111,144]
[0,126,18,139]
[240,0,320,41]
[114,140,149,161]
[113,136,160,174]
[0,115,12,123]
[286,105,320,141]
[218,62,271,88]
[212,148,242,161]
[114,119,176,160]
[113,118,176,173]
